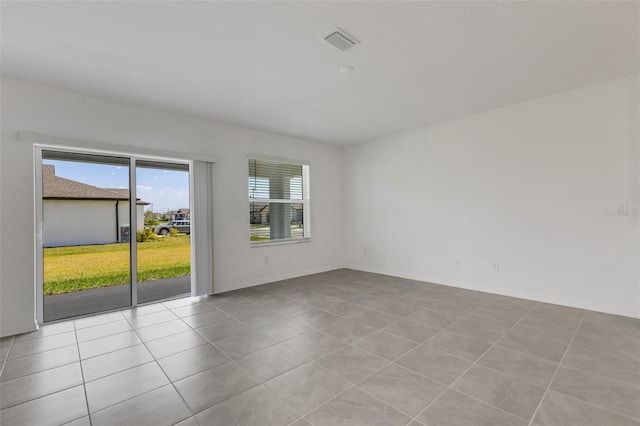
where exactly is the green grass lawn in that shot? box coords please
[44,235,190,295]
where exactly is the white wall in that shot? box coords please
[344,75,639,318]
[0,78,343,337]
[42,200,145,247]
[44,200,117,246]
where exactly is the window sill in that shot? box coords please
[250,238,311,248]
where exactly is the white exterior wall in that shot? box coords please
[343,74,639,319]
[42,200,145,247]
[0,78,343,337]
[115,202,145,238]
[44,199,116,246]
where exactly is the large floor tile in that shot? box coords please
[425,330,491,361]
[195,385,298,426]
[74,312,125,330]
[403,309,457,329]
[510,318,578,344]
[282,330,345,359]
[570,331,640,364]
[533,390,640,426]
[322,301,367,318]
[157,344,229,382]
[370,300,421,317]
[1,345,79,382]
[135,319,191,342]
[90,385,191,426]
[85,362,169,413]
[452,365,546,421]
[214,328,277,359]
[293,308,342,329]
[419,390,528,426]
[82,344,153,382]
[125,310,178,329]
[0,362,83,409]
[181,309,231,328]
[145,329,208,359]
[396,345,470,385]
[174,362,257,413]
[306,387,411,426]
[63,416,91,426]
[255,319,314,342]
[350,309,399,329]
[265,363,349,415]
[78,330,141,359]
[0,385,87,426]
[383,319,439,343]
[318,318,377,344]
[195,318,249,342]
[8,331,76,359]
[478,346,558,388]
[446,318,509,344]
[497,332,568,362]
[358,363,445,416]
[236,344,308,382]
[562,344,640,386]
[121,303,167,320]
[428,300,479,317]
[13,321,75,343]
[354,331,416,361]
[75,319,132,343]
[316,345,388,384]
[550,366,640,420]
[170,302,215,318]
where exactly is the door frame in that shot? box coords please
[34,144,193,324]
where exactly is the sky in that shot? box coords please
[44,160,189,213]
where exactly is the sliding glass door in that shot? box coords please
[38,149,191,322]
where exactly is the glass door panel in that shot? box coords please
[42,150,132,322]
[135,160,191,304]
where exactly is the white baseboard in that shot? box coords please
[214,264,344,294]
[344,263,640,319]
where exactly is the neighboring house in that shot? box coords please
[43,165,149,247]
[166,208,190,220]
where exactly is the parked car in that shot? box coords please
[154,220,190,235]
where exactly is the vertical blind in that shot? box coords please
[248,158,310,243]
[192,160,214,295]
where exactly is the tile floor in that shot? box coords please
[1,269,639,426]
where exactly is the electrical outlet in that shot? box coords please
[456,258,462,266]
[363,248,368,256]
[264,256,269,265]
[493,261,500,272]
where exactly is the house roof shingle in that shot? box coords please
[43,165,149,205]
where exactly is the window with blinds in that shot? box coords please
[248,158,310,244]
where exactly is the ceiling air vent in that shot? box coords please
[324,28,359,51]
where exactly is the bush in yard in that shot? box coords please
[137,227,156,242]
[169,227,179,237]
[145,218,160,227]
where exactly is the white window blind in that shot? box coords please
[248,158,310,244]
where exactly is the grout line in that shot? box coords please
[407,301,540,425]
[0,336,15,379]
[127,315,196,424]
[527,311,587,426]
[73,318,93,426]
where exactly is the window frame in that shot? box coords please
[248,156,311,247]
